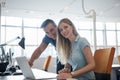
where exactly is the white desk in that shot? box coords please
[112,64,120,70]
[111,64,120,80]
[0,75,77,80]
[0,69,77,80]
[0,75,57,80]
[0,67,77,80]
[0,75,25,80]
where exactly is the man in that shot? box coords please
[28,19,64,73]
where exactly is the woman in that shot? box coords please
[57,18,95,80]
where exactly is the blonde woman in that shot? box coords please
[57,18,95,80]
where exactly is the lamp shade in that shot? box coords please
[18,37,25,49]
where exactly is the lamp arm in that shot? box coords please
[81,0,95,16]
[0,36,20,46]
[81,0,97,51]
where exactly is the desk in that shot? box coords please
[0,75,57,80]
[0,69,77,80]
[0,75,25,80]
[0,75,77,80]
[0,67,77,80]
[0,68,57,80]
[112,64,120,80]
[112,64,120,70]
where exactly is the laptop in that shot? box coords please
[16,56,57,80]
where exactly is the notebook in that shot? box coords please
[15,56,57,79]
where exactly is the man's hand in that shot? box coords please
[28,60,33,67]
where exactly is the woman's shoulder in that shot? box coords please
[77,35,88,43]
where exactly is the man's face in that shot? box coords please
[44,23,57,40]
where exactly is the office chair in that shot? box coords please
[93,47,115,80]
[42,55,52,71]
[117,55,120,64]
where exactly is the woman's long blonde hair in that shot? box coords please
[57,18,78,64]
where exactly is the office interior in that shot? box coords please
[0,0,120,79]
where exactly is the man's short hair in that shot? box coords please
[40,19,57,28]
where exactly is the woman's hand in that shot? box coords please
[57,73,72,79]
[58,68,70,73]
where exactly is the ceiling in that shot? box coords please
[1,0,120,22]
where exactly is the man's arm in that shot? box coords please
[29,42,48,67]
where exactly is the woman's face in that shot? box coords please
[59,22,73,39]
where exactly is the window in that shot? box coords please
[106,31,116,46]
[96,31,103,46]
[1,26,21,45]
[23,18,42,27]
[6,16,22,26]
[24,28,44,45]
[117,23,120,45]
[1,16,120,58]
[1,16,5,25]
[106,23,116,46]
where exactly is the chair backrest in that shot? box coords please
[94,47,115,74]
[117,55,120,64]
[42,55,52,71]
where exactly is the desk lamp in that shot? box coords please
[18,37,25,49]
[81,0,97,51]
[0,36,25,75]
